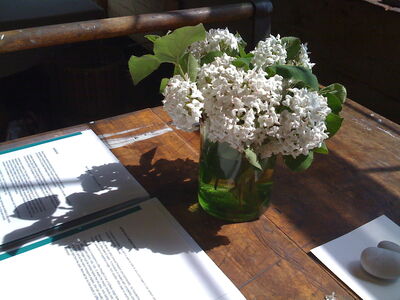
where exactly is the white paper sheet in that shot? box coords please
[0,198,245,300]
[0,130,149,246]
[311,215,400,300]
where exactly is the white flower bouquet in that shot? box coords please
[129,24,346,172]
[129,24,346,221]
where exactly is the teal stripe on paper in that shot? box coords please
[0,205,141,261]
[0,132,82,155]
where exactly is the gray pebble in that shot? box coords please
[360,247,400,280]
[377,240,400,253]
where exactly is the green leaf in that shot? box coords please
[326,93,342,114]
[206,141,242,179]
[178,53,189,71]
[200,51,223,65]
[128,54,160,85]
[284,151,314,172]
[187,53,198,81]
[243,53,254,58]
[144,34,160,43]
[172,53,198,80]
[173,64,181,76]
[313,142,329,154]
[281,37,301,61]
[244,148,262,170]
[232,57,252,70]
[153,24,206,63]
[239,43,247,58]
[160,78,169,94]
[266,65,319,90]
[237,33,247,57]
[320,83,347,103]
[326,113,343,137]
[179,53,198,81]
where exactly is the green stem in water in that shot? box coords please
[214,178,220,190]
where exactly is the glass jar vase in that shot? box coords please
[198,121,275,222]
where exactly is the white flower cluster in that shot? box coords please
[289,44,315,70]
[258,88,331,158]
[162,75,204,131]
[189,28,241,58]
[251,35,287,69]
[162,30,329,158]
[251,35,314,70]
[197,54,283,151]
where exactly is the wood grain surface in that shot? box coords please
[1,100,399,299]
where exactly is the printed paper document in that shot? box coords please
[0,198,245,300]
[0,130,148,245]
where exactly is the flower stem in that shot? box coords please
[175,62,185,78]
[214,178,220,190]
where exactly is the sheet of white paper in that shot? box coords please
[0,130,149,246]
[0,198,245,300]
[311,215,400,300]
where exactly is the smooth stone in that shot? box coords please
[360,247,400,280]
[377,240,400,253]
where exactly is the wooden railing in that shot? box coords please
[0,1,273,54]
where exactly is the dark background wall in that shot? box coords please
[271,0,400,123]
[1,0,398,141]
[182,0,400,124]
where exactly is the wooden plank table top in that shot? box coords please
[1,99,399,299]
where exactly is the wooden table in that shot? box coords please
[1,99,399,299]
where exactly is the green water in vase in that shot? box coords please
[198,124,275,222]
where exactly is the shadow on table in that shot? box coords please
[1,149,229,257]
[126,147,231,251]
[0,156,231,297]
[268,148,400,251]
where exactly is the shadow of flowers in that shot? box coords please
[1,148,229,256]
[126,147,231,251]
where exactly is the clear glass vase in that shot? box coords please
[198,122,275,222]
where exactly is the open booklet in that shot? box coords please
[311,215,400,300]
[0,130,245,300]
[0,130,149,247]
